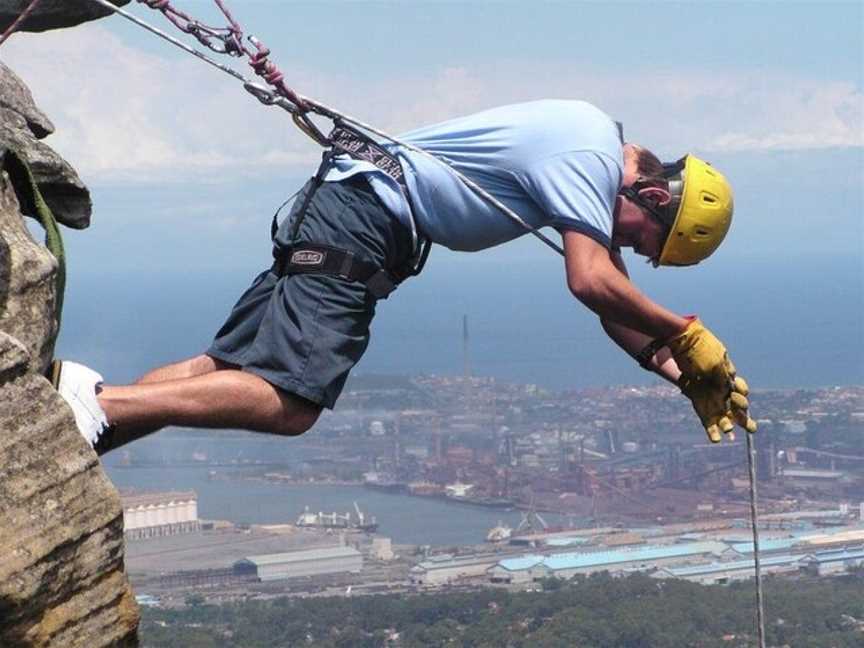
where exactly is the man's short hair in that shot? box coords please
[634,146,665,184]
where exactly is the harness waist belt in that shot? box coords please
[272,242,397,300]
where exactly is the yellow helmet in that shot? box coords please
[657,155,734,267]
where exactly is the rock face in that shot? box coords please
[1,5,141,644]
[0,148,58,372]
[0,62,91,229]
[0,157,140,648]
[0,340,140,648]
[0,0,130,33]
[0,60,53,138]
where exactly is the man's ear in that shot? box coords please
[637,186,672,207]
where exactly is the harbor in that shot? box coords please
[121,485,864,610]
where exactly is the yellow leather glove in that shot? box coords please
[666,318,733,386]
[729,373,758,434]
[679,375,735,443]
[680,366,758,443]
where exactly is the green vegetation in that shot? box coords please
[140,573,864,647]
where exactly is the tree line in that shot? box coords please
[140,571,864,647]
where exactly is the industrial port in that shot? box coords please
[115,375,864,609]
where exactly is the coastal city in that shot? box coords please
[109,373,864,609]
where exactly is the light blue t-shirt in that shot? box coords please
[325,100,623,252]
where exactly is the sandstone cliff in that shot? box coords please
[1,2,139,646]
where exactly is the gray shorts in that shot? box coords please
[207,176,415,408]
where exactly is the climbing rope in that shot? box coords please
[745,432,767,648]
[0,0,42,47]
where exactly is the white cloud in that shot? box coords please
[376,65,863,158]
[2,22,860,186]
[703,79,863,152]
[1,24,323,184]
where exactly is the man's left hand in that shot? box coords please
[680,365,757,443]
[679,375,734,443]
[729,371,758,434]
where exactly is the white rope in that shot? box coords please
[88,0,566,257]
[745,433,767,648]
[88,0,248,83]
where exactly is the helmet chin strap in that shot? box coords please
[618,183,674,229]
[619,183,673,265]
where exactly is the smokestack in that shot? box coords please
[462,314,471,379]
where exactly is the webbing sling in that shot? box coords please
[1,148,66,329]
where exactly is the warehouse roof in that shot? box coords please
[239,546,361,567]
[543,541,727,571]
[659,554,804,578]
[495,541,726,573]
[802,528,864,546]
[728,538,800,555]
[545,536,591,547]
[413,552,509,572]
[803,546,864,564]
[121,490,197,508]
[494,555,546,572]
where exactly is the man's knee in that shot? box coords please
[270,392,322,437]
[193,354,237,375]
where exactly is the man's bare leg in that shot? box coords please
[98,369,322,452]
[98,354,238,443]
[135,353,234,384]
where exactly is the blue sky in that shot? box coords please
[2,1,862,389]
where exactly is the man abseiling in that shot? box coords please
[55,99,756,454]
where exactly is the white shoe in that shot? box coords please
[53,360,110,449]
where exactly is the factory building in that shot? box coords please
[370,537,395,561]
[234,546,363,582]
[655,555,803,585]
[410,552,509,587]
[725,537,802,556]
[657,545,864,584]
[484,524,864,587]
[800,547,864,577]
[801,527,864,548]
[509,528,609,548]
[488,541,728,584]
[122,491,199,540]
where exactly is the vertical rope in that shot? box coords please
[745,433,767,648]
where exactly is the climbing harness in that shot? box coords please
[272,240,401,301]
[270,160,427,300]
